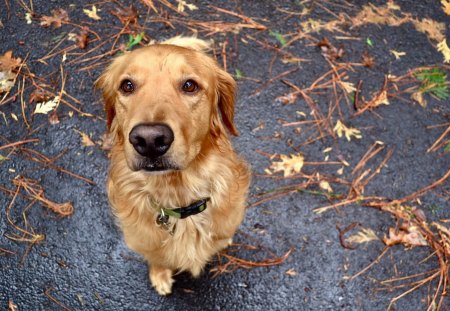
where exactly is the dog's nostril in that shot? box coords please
[154,136,166,148]
[136,137,146,148]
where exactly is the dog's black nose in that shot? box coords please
[129,124,174,158]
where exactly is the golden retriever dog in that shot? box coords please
[96,36,250,295]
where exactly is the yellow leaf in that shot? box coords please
[319,180,333,193]
[437,39,450,63]
[177,0,198,13]
[34,96,60,114]
[333,120,362,141]
[270,153,304,177]
[411,91,427,108]
[346,228,379,244]
[75,129,95,147]
[338,81,356,94]
[390,50,406,59]
[83,5,101,20]
[441,0,450,15]
[285,268,297,276]
[25,12,32,24]
[0,70,15,94]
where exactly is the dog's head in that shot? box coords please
[96,37,237,173]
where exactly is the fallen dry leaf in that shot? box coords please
[111,5,138,24]
[34,96,60,115]
[83,5,101,20]
[339,81,356,94]
[75,130,95,147]
[285,268,297,276]
[29,88,51,104]
[442,0,450,15]
[40,9,69,28]
[0,51,22,71]
[361,50,375,68]
[333,120,362,141]
[411,91,427,108]
[177,0,198,13]
[413,18,445,43]
[390,50,406,59]
[318,38,344,61]
[346,227,379,244]
[384,226,428,247]
[270,153,304,177]
[68,27,89,49]
[276,93,298,105]
[437,39,450,63]
[0,71,15,94]
[319,180,333,193]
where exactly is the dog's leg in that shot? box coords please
[149,264,174,296]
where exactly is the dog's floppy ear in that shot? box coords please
[211,68,239,137]
[95,61,120,132]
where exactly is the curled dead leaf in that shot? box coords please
[111,5,138,24]
[40,9,69,28]
[384,226,428,247]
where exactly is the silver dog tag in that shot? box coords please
[156,210,173,235]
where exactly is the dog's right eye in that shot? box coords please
[120,80,135,94]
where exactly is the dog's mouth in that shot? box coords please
[133,157,179,173]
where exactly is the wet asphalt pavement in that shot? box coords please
[1,1,449,310]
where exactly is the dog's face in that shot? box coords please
[97,40,237,173]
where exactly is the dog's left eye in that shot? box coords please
[182,80,199,93]
[120,79,135,94]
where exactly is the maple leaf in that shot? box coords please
[34,96,60,114]
[441,0,450,15]
[0,51,22,71]
[437,39,450,63]
[346,228,379,244]
[270,153,304,177]
[84,5,101,20]
[333,120,362,141]
[40,9,69,28]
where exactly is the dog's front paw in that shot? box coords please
[149,265,174,296]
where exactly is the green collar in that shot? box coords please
[161,198,209,219]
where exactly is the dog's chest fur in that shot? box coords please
[107,149,236,273]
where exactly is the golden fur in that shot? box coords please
[96,37,250,295]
